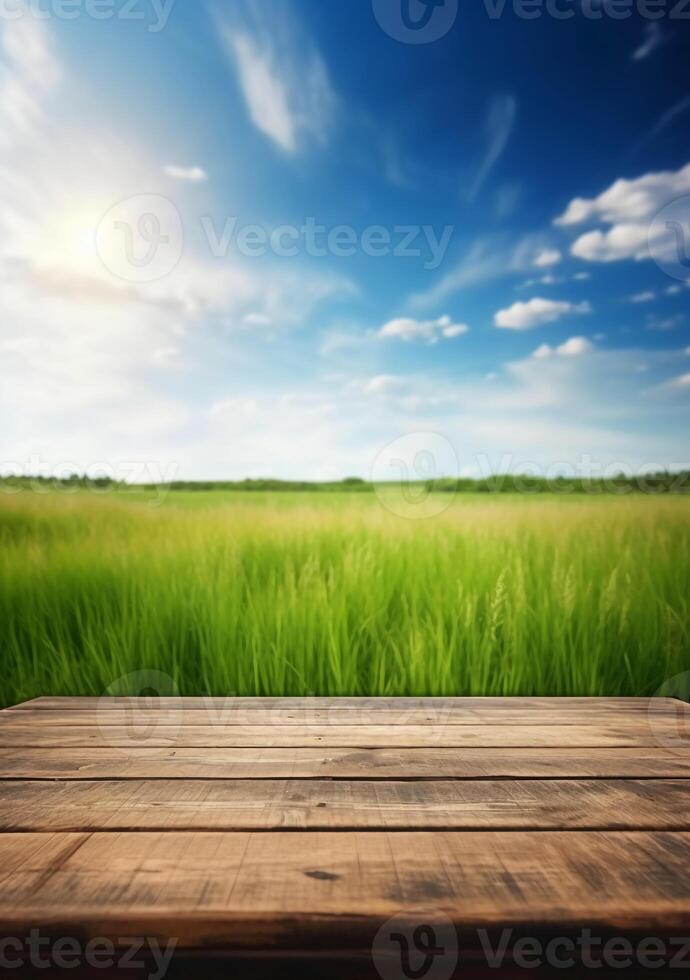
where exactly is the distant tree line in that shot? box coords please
[425,472,690,495]
[143,477,373,492]
[1,472,689,495]
[0,474,124,492]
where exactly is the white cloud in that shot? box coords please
[2,12,59,81]
[666,284,682,295]
[519,274,560,289]
[555,165,690,225]
[319,328,372,358]
[534,248,562,268]
[361,375,405,394]
[164,165,207,182]
[379,314,469,343]
[219,2,335,154]
[555,162,690,263]
[630,290,655,303]
[227,33,296,152]
[202,392,364,481]
[4,18,689,481]
[442,323,469,338]
[150,346,181,367]
[558,336,594,357]
[533,336,594,359]
[495,297,591,331]
[80,341,688,481]
[532,344,552,360]
[243,312,272,328]
[573,272,590,281]
[570,224,651,263]
[0,13,61,150]
[0,15,355,474]
[666,373,690,389]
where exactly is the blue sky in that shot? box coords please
[1,0,689,481]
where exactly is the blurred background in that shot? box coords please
[1,0,689,484]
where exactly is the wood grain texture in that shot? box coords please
[2,696,689,972]
[1,745,690,779]
[0,723,673,748]
[1,778,689,831]
[0,831,690,947]
[7,696,685,726]
[5,707,686,727]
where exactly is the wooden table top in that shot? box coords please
[1,696,689,977]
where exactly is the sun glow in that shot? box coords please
[36,204,110,279]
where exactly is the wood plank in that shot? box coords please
[1,745,690,779]
[1,778,689,832]
[0,723,673,747]
[8,697,685,724]
[2,696,690,971]
[0,831,689,947]
[5,703,686,726]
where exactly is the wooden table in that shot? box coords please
[0,696,689,978]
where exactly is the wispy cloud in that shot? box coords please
[164,165,207,182]
[534,248,562,268]
[632,94,690,155]
[0,13,61,150]
[632,22,668,61]
[0,13,356,475]
[358,375,406,395]
[468,94,517,200]
[218,0,336,154]
[663,372,690,390]
[646,313,684,332]
[409,234,535,309]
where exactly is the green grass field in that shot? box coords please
[0,489,688,706]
